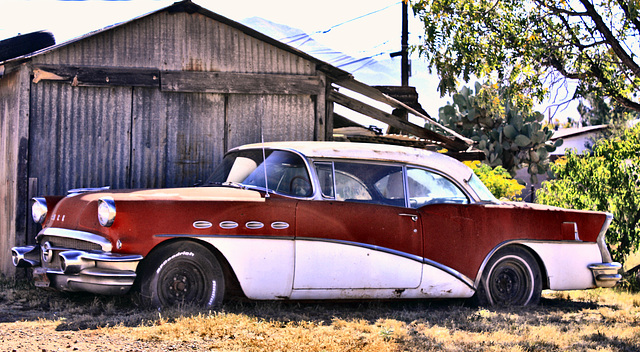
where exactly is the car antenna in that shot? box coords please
[259,97,270,198]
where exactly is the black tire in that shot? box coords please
[139,241,225,309]
[474,246,542,306]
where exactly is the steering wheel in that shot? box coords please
[289,176,312,197]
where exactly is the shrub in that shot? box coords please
[536,125,640,264]
[465,160,525,200]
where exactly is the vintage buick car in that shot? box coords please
[12,141,621,307]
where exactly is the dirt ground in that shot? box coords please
[1,280,639,352]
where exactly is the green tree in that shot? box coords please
[411,0,640,113]
[438,82,562,182]
[577,94,639,143]
[536,125,640,263]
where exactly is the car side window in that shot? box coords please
[406,168,468,208]
[314,162,335,198]
[314,161,404,206]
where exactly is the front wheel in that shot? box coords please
[474,246,542,306]
[139,241,225,309]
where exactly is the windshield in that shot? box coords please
[206,149,313,197]
[467,173,497,202]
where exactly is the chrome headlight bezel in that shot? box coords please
[31,197,48,224]
[97,197,116,227]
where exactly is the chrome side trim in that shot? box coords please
[297,237,475,289]
[193,221,213,229]
[155,234,295,240]
[219,221,239,229]
[37,228,113,252]
[246,221,264,229]
[271,221,290,230]
[152,234,474,288]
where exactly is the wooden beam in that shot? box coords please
[329,90,468,151]
[32,65,160,87]
[162,71,324,95]
[334,78,473,145]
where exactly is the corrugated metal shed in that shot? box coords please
[0,0,473,276]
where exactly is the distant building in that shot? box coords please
[549,125,609,159]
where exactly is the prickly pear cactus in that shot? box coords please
[437,82,563,183]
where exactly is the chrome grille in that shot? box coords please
[39,235,102,251]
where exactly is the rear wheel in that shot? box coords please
[474,246,542,306]
[139,241,225,309]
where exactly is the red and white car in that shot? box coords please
[12,142,621,307]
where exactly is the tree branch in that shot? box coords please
[615,0,640,35]
[578,0,640,78]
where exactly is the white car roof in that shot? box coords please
[233,141,474,181]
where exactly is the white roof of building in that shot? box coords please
[551,125,608,140]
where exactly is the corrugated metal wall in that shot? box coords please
[33,11,315,75]
[29,82,133,195]
[131,88,226,188]
[226,94,315,149]
[0,66,30,276]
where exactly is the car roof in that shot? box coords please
[232,141,474,180]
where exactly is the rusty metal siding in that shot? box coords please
[226,94,315,150]
[131,88,226,188]
[0,66,30,276]
[28,82,133,195]
[32,12,316,75]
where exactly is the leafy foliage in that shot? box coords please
[465,160,525,200]
[411,0,640,112]
[577,94,639,143]
[536,125,640,263]
[438,82,562,182]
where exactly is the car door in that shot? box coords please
[293,161,423,290]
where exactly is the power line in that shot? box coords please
[279,1,401,44]
[319,1,401,34]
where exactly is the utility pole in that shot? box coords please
[391,0,410,86]
[401,0,409,86]
[386,1,411,134]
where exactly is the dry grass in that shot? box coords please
[1,278,639,351]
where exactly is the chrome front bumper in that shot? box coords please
[12,239,143,295]
[588,262,622,288]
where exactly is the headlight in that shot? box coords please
[97,197,116,227]
[31,197,48,224]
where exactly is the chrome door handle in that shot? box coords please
[398,213,418,222]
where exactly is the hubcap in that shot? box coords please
[489,259,531,305]
[159,263,207,306]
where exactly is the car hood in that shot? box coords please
[44,187,265,231]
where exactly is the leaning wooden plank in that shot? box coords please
[162,71,324,95]
[334,78,473,145]
[329,90,468,151]
[32,65,160,87]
